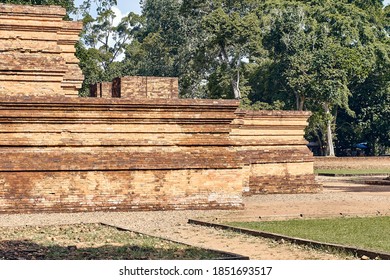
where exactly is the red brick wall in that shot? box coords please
[0,5,321,214]
[0,97,321,213]
[92,77,178,99]
[0,96,244,213]
[232,110,322,195]
[0,170,244,213]
[90,82,112,98]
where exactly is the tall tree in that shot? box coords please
[76,0,142,95]
[123,0,182,78]
[124,0,263,99]
[257,0,389,156]
[200,0,261,99]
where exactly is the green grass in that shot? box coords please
[227,216,390,253]
[315,169,390,175]
[0,223,228,260]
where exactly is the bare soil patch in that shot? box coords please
[228,176,390,222]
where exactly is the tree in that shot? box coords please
[123,0,181,78]
[124,0,263,99]
[200,0,261,99]
[337,55,390,156]
[76,0,142,95]
[257,0,389,156]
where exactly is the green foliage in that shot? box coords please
[200,1,262,99]
[254,0,389,155]
[76,0,143,94]
[337,62,390,155]
[4,0,389,154]
[127,0,182,77]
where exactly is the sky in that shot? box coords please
[74,1,141,22]
[114,0,142,14]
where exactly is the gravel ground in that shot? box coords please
[0,210,352,260]
[1,176,389,260]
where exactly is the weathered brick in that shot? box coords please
[233,110,322,195]
[0,4,83,97]
[0,4,321,214]
[90,82,112,98]
[0,169,244,213]
[108,76,179,99]
[0,95,245,213]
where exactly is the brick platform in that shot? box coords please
[0,96,245,213]
[0,4,320,214]
[0,96,320,213]
[233,110,322,195]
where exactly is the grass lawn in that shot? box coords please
[0,223,228,260]
[315,169,390,175]
[228,216,390,253]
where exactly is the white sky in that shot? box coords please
[110,0,141,15]
[74,0,141,15]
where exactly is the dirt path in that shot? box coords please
[229,176,390,221]
[103,218,349,260]
[101,175,390,260]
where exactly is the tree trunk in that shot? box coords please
[326,120,335,157]
[315,134,324,156]
[295,93,304,111]
[231,70,241,99]
[323,103,335,157]
[219,44,241,99]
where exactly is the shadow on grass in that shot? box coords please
[0,239,228,260]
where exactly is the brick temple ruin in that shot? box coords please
[0,4,321,214]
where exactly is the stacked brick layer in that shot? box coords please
[90,82,113,98]
[0,96,244,213]
[0,4,321,214]
[0,96,321,213]
[91,77,179,99]
[0,4,83,97]
[232,110,322,195]
[111,76,179,99]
